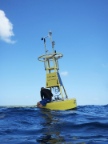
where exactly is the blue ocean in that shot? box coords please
[0,105,108,144]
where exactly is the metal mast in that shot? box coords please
[38,32,68,100]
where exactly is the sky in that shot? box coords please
[0,0,108,106]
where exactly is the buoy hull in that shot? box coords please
[42,98,77,110]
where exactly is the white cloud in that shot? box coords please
[60,71,68,76]
[0,10,15,44]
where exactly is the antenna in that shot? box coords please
[48,31,55,53]
[41,35,48,54]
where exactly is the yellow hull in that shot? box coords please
[42,98,77,110]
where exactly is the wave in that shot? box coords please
[0,105,108,143]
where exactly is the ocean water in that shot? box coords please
[0,105,108,144]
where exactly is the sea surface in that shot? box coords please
[0,105,108,144]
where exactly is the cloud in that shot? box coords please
[0,10,15,44]
[60,71,68,76]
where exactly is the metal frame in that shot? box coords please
[38,32,68,100]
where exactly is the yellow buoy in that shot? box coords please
[38,32,77,110]
[42,99,77,110]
